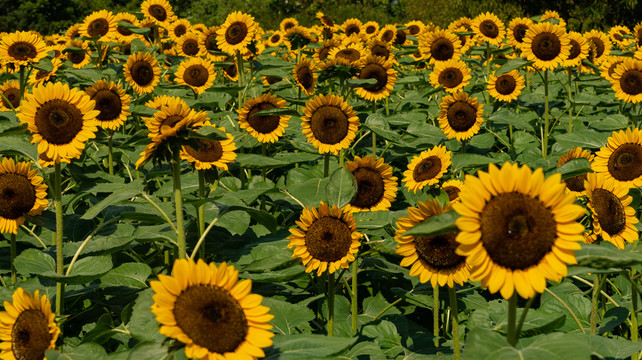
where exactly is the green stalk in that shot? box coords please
[448,287,460,360]
[10,233,16,285]
[567,69,574,133]
[323,153,330,178]
[590,274,601,335]
[515,296,536,339]
[19,65,25,104]
[236,51,245,109]
[328,271,335,336]
[434,285,440,347]
[108,130,114,175]
[507,293,518,346]
[197,169,206,259]
[630,271,638,360]
[509,124,515,159]
[372,100,377,156]
[261,143,267,182]
[351,260,358,336]
[171,149,186,259]
[54,162,64,315]
[542,70,550,159]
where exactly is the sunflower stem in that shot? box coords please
[542,69,550,159]
[433,284,440,347]
[507,293,518,346]
[371,101,377,156]
[171,148,186,259]
[108,130,114,175]
[10,233,16,285]
[590,274,602,335]
[448,286,460,360]
[236,51,245,109]
[323,153,330,178]
[629,271,639,360]
[509,124,516,159]
[567,69,574,133]
[261,143,267,182]
[328,271,335,337]
[515,295,536,339]
[18,65,25,105]
[485,42,492,80]
[54,161,64,316]
[197,169,206,259]
[546,287,586,334]
[385,97,390,116]
[351,260,358,336]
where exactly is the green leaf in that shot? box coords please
[45,343,108,360]
[489,109,537,132]
[587,335,642,359]
[125,342,166,360]
[235,154,289,169]
[81,180,144,219]
[252,107,300,117]
[403,210,460,237]
[547,158,591,180]
[574,243,642,270]
[346,78,378,88]
[100,263,152,289]
[553,130,609,149]
[451,153,502,170]
[364,114,402,143]
[597,307,629,335]
[325,168,356,208]
[0,135,38,162]
[116,20,150,35]
[33,58,54,72]
[288,177,329,208]
[40,256,113,284]
[261,297,314,335]
[336,341,387,360]
[188,126,229,141]
[494,57,532,76]
[14,249,55,276]
[265,334,357,360]
[128,289,164,343]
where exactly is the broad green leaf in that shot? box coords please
[261,297,314,335]
[82,179,144,219]
[252,107,300,117]
[494,57,532,76]
[116,20,151,35]
[14,249,55,276]
[100,263,152,289]
[325,167,356,208]
[403,211,460,237]
[125,342,166,360]
[189,126,229,141]
[63,223,135,257]
[33,58,54,72]
[364,114,402,143]
[553,130,609,150]
[597,307,629,335]
[587,335,642,359]
[352,210,406,230]
[288,177,329,208]
[547,157,591,180]
[451,153,502,170]
[0,135,38,162]
[236,154,289,169]
[574,243,642,270]
[488,109,537,132]
[40,256,112,284]
[265,334,357,360]
[347,78,378,88]
[236,239,294,272]
[128,289,164,343]
[336,341,386,360]
[45,343,108,360]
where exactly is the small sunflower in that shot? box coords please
[564,31,589,68]
[453,162,586,299]
[0,80,21,111]
[144,99,207,142]
[85,80,131,130]
[150,259,274,360]
[344,155,398,212]
[354,55,397,101]
[113,12,141,44]
[145,95,188,110]
[168,18,191,42]
[301,94,360,154]
[283,26,315,50]
[287,202,362,275]
[395,200,470,287]
[430,59,471,94]
[418,30,462,64]
[378,24,397,44]
[280,18,299,33]
[584,30,611,65]
[487,70,525,102]
[293,58,317,96]
[405,21,424,37]
[592,127,642,188]
[584,172,639,249]
[521,22,570,71]
[17,82,100,162]
[216,12,258,55]
[540,10,566,27]
[141,0,175,26]
[0,31,47,66]
[175,32,203,57]
[600,55,626,83]
[441,179,464,202]
[610,59,642,103]
[64,40,91,69]
[123,51,161,94]
[438,92,484,141]
[314,39,340,63]
[448,17,473,33]
[507,17,533,50]
[366,38,392,60]
[471,12,505,46]
[403,145,452,193]
[175,57,216,94]
[609,25,634,49]
[364,21,380,36]
[316,12,335,28]
[557,147,595,196]
[238,94,290,143]
[342,18,363,37]
[79,10,116,42]
[327,42,366,69]
[65,23,82,40]
[267,31,283,47]
[0,158,48,234]
[450,25,474,53]
[393,29,409,45]
[200,26,223,60]
[182,124,237,170]
[221,56,239,81]
[0,288,60,360]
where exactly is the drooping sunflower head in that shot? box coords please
[564,31,589,67]
[287,201,362,275]
[0,158,48,234]
[293,57,317,96]
[85,80,131,130]
[557,147,594,196]
[403,144,452,193]
[181,124,237,171]
[507,17,533,49]
[418,29,462,64]
[354,55,397,101]
[584,30,612,65]
[487,69,525,102]
[610,59,642,103]
[144,99,207,142]
[0,80,21,111]
[316,12,335,28]
[284,26,314,50]
[141,0,176,26]
[65,23,82,40]
[124,51,161,94]
[438,92,484,141]
[175,57,216,94]
[238,94,290,143]
[441,179,464,203]
[150,259,274,360]
[344,155,398,212]
[592,127,642,188]
[221,56,239,81]
[216,11,258,55]
[301,94,360,154]
[429,59,471,94]
[0,31,47,67]
[79,10,116,42]
[395,199,470,288]
[472,12,506,46]
[453,162,586,299]
[522,22,570,70]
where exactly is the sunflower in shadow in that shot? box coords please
[293,58,317,96]
[557,147,594,196]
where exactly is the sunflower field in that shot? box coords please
[0,1,642,359]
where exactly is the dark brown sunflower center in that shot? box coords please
[359,63,387,92]
[173,285,248,354]
[184,64,209,87]
[90,89,121,122]
[185,139,223,162]
[408,25,421,35]
[148,4,167,21]
[247,102,280,134]
[223,57,237,78]
[270,34,281,43]
[608,62,622,78]
[305,216,353,262]
[394,30,407,44]
[413,156,442,182]
[591,188,626,236]
[414,232,465,270]
[34,99,84,145]
[345,24,360,37]
[321,16,334,27]
[495,74,517,95]
[438,67,463,89]
[322,27,334,40]
[589,38,605,58]
[637,29,642,46]
[619,69,642,96]
[480,20,500,38]
[568,40,580,60]
[351,167,385,209]
[431,37,455,61]
[131,60,155,86]
[513,24,528,43]
[296,66,314,89]
[366,25,378,34]
[336,49,360,63]
[564,174,587,192]
[117,20,134,36]
[182,39,199,56]
[68,51,86,64]
[2,88,20,109]
[265,76,282,85]
[205,33,220,51]
[371,44,390,59]
[447,101,477,131]
[443,185,460,201]
[174,25,187,38]
[0,173,36,220]
[531,32,562,61]
[309,105,350,145]
[318,46,333,61]
[480,192,558,270]
[283,21,296,31]
[607,143,642,181]
[88,18,109,37]
[225,22,248,46]
[9,42,38,61]
[11,309,52,360]
[381,30,394,43]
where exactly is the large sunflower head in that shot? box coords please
[287,202,362,275]
[17,82,100,162]
[141,0,176,26]
[564,31,589,68]
[354,55,397,101]
[487,69,525,102]
[79,10,116,42]
[216,12,258,55]
[453,162,586,299]
[344,155,398,212]
[403,145,452,193]
[521,22,570,71]
[0,80,21,111]
[471,12,506,46]
[293,58,317,96]
[507,17,533,50]
[0,288,60,360]
[429,59,471,94]
[84,80,131,130]
[418,30,462,64]
[438,92,484,141]
[301,94,360,154]
[175,57,216,94]
[610,59,642,103]
[181,124,237,171]
[237,94,290,143]
[584,30,612,65]
[0,31,47,67]
[150,259,274,360]
[592,127,642,188]
[557,147,594,196]
[123,51,161,94]
[0,158,48,234]
[584,172,639,249]
[395,200,470,287]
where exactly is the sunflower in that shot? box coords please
[393,29,408,45]
[301,94,360,154]
[507,17,533,50]
[168,18,192,42]
[366,38,392,60]
[471,12,505,46]
[289,58,315,96]
[79,10,116,42]
[280,18,299,33]
[150,259,274,360]
[609,25,634,49]
[220,56,239,81]
[600,55,626,83]
[405,21,424,37]
[448,17,473,33]
[364,21,380,36]
[448,25,474,54]
[197,27,223,61]
[340,18,362,38]
[556,147,595,196]
[175,57,216,94]
[403,145,452,193]
[592,127,642,188]
[344,155,397,212]
[610,59,642,103]
[487,70,525,102]
[0,31,47,66]
[181,124,237,170]
[267,31,283,47]
[144,99,207,142]
[0,158,48,234]
[395,200,470,287]
[0,80,21,111]
[540,10,566,27]
[453,162,585,299]
[175,32,203,57]
[584,30,611,65]
[141,0,175,26]
[441,179,464,202]
[438,92,484,141]
[216,12,258,55]
[521,22,570,71]
[65,23,82,40]
[564,31,589,68]
[17,82,100,162]
[145,95,188,110]
[327,43,367,69]
[237,94,290,143]
[284,26,315,50]
[84,80,131,130]
[64,40,91,69]
[584,172,638,249]
[287,202,362,275]
[354,55,397,101]
[314,39,340,64]
[113,12,141,44]
[316,12,335,28]
[123,51,161,94]
[0,288,60,360]
[418,30,462,65]
[430,59,471,94]
[378,24,397,44]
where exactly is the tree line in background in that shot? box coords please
[1,0,640,36]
